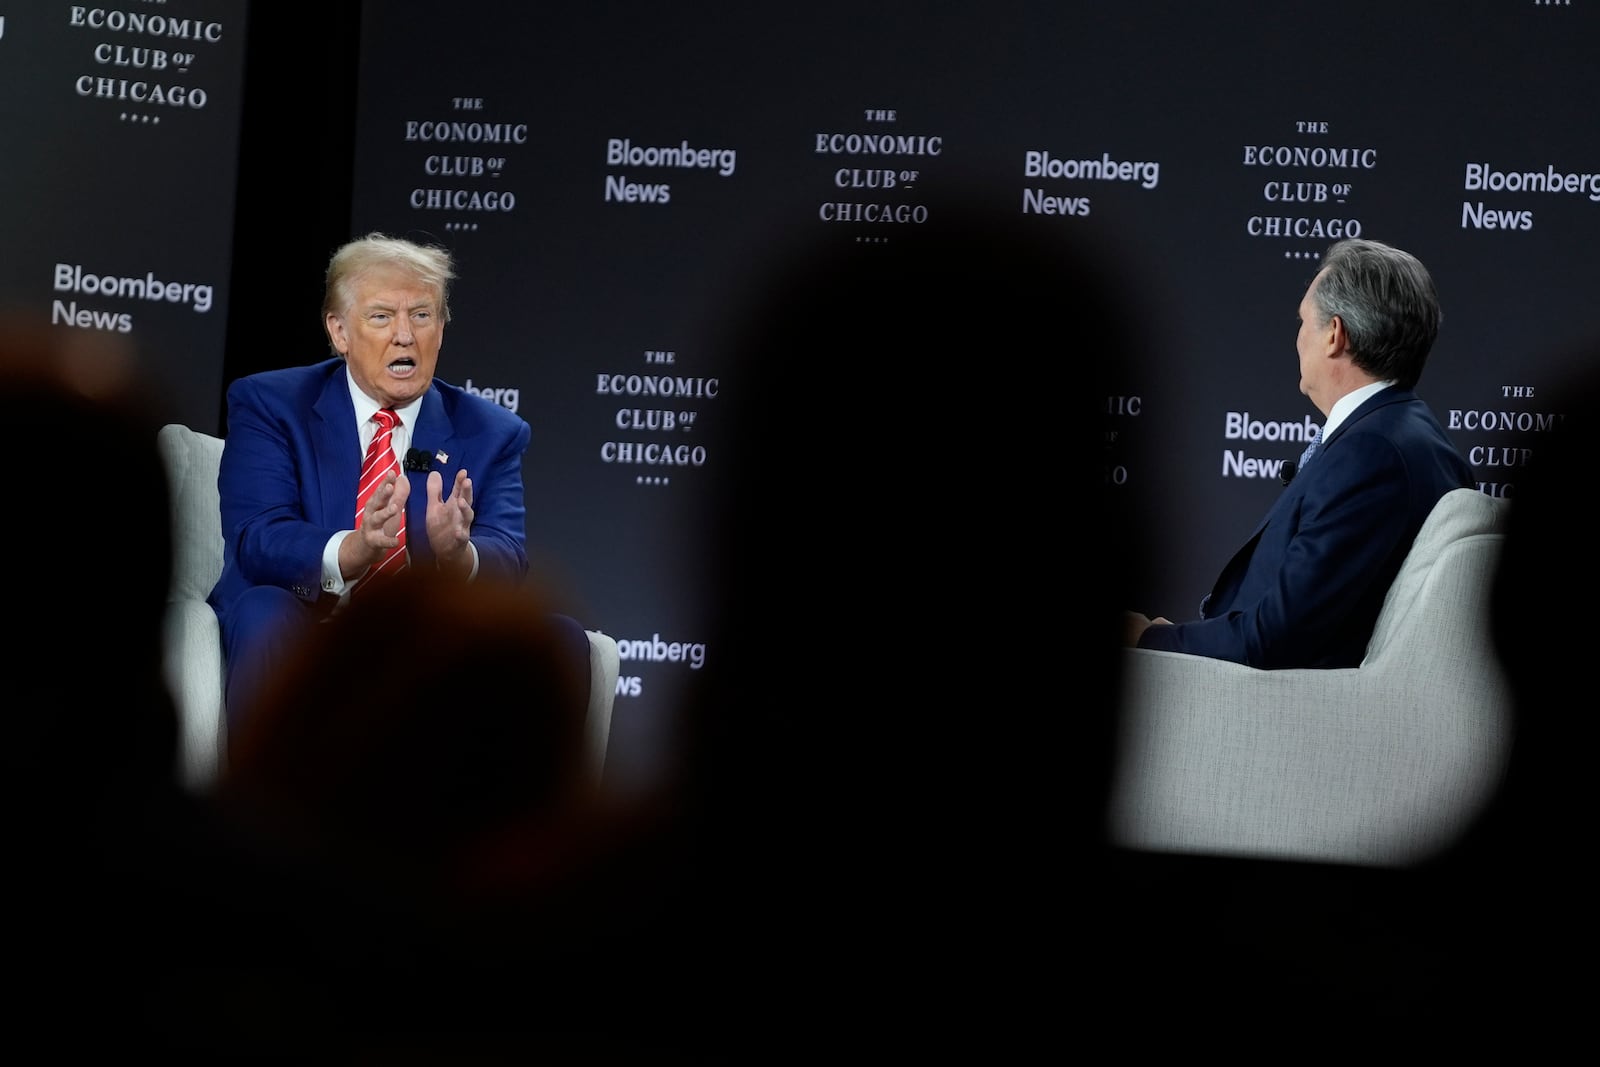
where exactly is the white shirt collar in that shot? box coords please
[345,367,423,433]
[1322,380,1396,439]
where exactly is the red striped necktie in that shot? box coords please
[355,407,407,588]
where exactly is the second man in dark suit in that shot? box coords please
[1125,238,1473,668]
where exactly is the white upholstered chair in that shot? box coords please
[157,422,620,792]
[1108,487,1515,867]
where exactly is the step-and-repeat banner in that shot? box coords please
[6,3,1593,797]
[345,1,1598,794]
[0,1,247,429]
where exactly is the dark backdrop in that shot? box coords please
[11,1,1597,798]
[340,2,1599,795]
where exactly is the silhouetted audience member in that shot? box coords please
[6,319,177,824]
[1438,337,1600,1027]
[1484,345,1598,861]
[218,568,587,892]
[2,316,229,1051]
[208,567,672,1055]
[670,201,1139,1054]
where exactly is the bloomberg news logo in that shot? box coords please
[612,631,707,699]
[1221,410,1318,480]
[462,378,519,413]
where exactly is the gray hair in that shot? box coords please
[1312,238,1441,390]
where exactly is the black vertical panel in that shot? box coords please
[220,1,361,429]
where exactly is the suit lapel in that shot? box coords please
[404,386,458,563]
[312,365,360,528]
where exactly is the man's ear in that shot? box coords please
[1326,313,1349,357]
[325,312,349,355]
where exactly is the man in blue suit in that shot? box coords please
[210,232,589,729]
[1125,238,1473,669]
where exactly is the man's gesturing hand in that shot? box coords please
[426,468,474,576]
[340,470,409,577]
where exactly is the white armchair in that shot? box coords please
[157,422,620,792]
[1108,487,1515,867]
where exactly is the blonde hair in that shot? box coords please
[322,232,456,328]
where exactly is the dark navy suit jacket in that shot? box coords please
[208,357,531,628]
[1137,386,1473,669]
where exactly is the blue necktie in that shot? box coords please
[1299,425,1323,470]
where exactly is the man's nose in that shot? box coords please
[392,318,414,345]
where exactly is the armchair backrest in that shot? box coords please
[157,423,226,607]
[1361,487,1510,669]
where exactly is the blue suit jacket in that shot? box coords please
[1138,387,1473,669]
[208,357,531,626]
